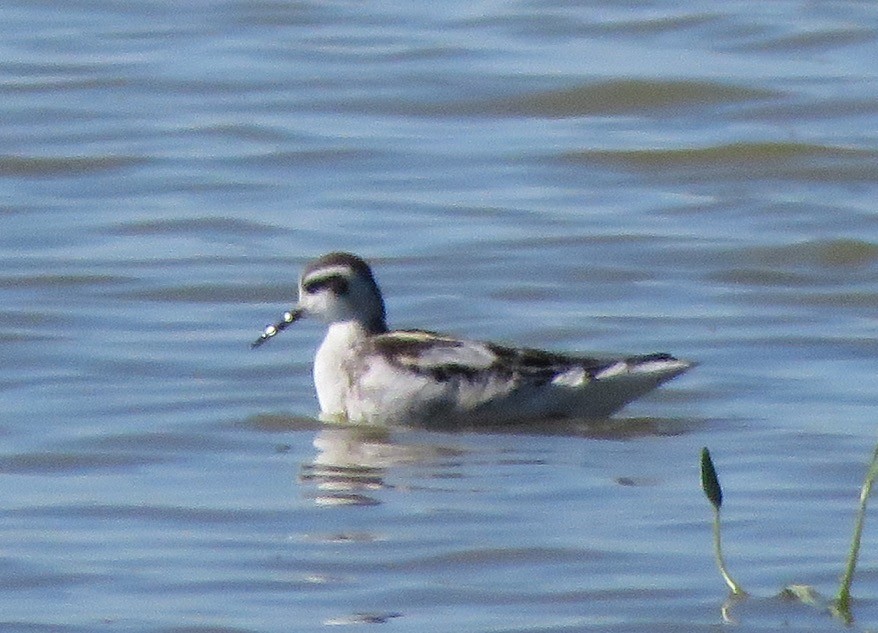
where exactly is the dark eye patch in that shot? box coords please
[303,274,349,295]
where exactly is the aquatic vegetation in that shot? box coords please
[700,444,878,625]
[700,447,745,597]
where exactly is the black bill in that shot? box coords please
[251,308,303,348]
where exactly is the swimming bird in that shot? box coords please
[252,252,693,426]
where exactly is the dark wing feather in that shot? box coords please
[367,330,671,386]
[367,330,493,382]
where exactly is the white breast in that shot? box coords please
[313,322,367,418]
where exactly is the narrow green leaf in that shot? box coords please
[835,441,878,618]
[701,447,723,511]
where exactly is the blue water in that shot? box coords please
[2,1,878,631]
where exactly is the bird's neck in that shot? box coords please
[362,313,387,335]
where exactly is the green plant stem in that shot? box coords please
[836,443,878,614]
[713,506,745,596]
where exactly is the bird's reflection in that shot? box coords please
[295,414,698,506]
[299,424,461,506]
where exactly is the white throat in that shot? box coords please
[313,321,370,418]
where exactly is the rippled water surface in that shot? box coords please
[3,1,878,631]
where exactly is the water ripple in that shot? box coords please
[561,142,878,182]
[0,154,146,177]
[487,80,778,117]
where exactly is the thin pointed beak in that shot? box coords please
[251,307,304,349]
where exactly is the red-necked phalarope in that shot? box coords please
[252,252,694,426]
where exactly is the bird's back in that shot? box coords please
[342,330,692,426]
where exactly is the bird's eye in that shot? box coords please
[303,275,349,295]
[331,277,349,295]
